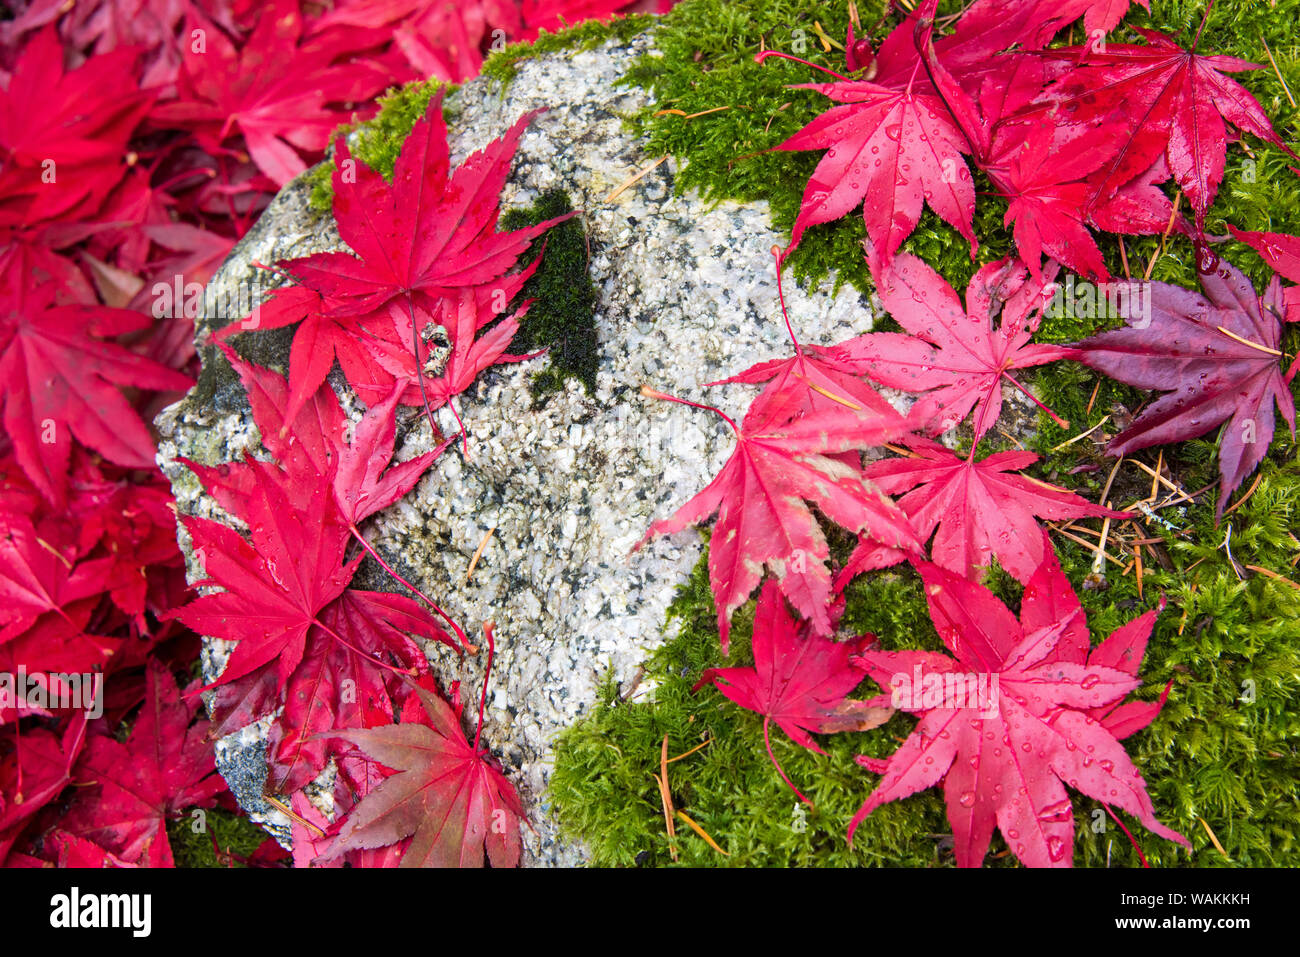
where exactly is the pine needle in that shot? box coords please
[676,810,730,856]
[605,156,668,203]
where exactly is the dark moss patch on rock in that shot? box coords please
[499,190,600,401]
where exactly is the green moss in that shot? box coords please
[481,13,659,87]
[499,190,601,400]
[168,806,279,868]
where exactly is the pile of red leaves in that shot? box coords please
[0,0,667,869]
[638,0,1299,866]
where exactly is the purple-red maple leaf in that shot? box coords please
[1074,258,1296,515]
[849,548,1187,867]
[693,580,890,803]
[635,387,918,650]
[326,677,524,868]
[836,253,1073,442]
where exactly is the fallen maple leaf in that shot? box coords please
[59,661,224,866]
[0,278,193,504]
[693,580,890,803]
[1041,23,1298,231]
[836,253,1073,442]
[225,91,570,424]
[1073,258,1296,515]
[849,551,1188,867]
[0,714,87,865]
[635,386,918,650]
[768,62,977,282]
[0,27,152,227]
[839,438,1127,586]
[150,0,389,186]
[326,627,525,868]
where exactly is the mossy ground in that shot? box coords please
[169,806,279,868]
[548,0,1300,867]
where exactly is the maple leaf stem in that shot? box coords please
[1103,803,1150,868]
[639,385,741,434]
[1192,0,1215,52]
[404,292,444,447]
[754,50,853,83]
[763,718,813,808]
[347,525,469,653]
[1001,371,1069,428]
[447,398,470,457]
[472,622,496,754]
[772,247,805,357]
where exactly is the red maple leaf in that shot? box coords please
[0,278,193,504]
[944,0,1150,56]
[635,387,918,650]
[849,550,1187,867]
[326,651,525,868]
[1228,224,1300,356]
[836,253,1073,442]
[223,91,570,423]
[150,0,389,186]
[1074,258,1296,515]
[0,714,87,865]
[171,355,457,788]
[907,16,1116,282]
[0,517,112,646]
[1018,546,1173,741]
[770,66,977,282]
[0,27,152,227]
[1042,25,1297,231]
[172,464,359,689]
[839,438,1126,586]
[693,580,890,803]
[58,661,225,866]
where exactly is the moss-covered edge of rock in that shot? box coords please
[547,0,1300,867]
[480,12,659,87]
